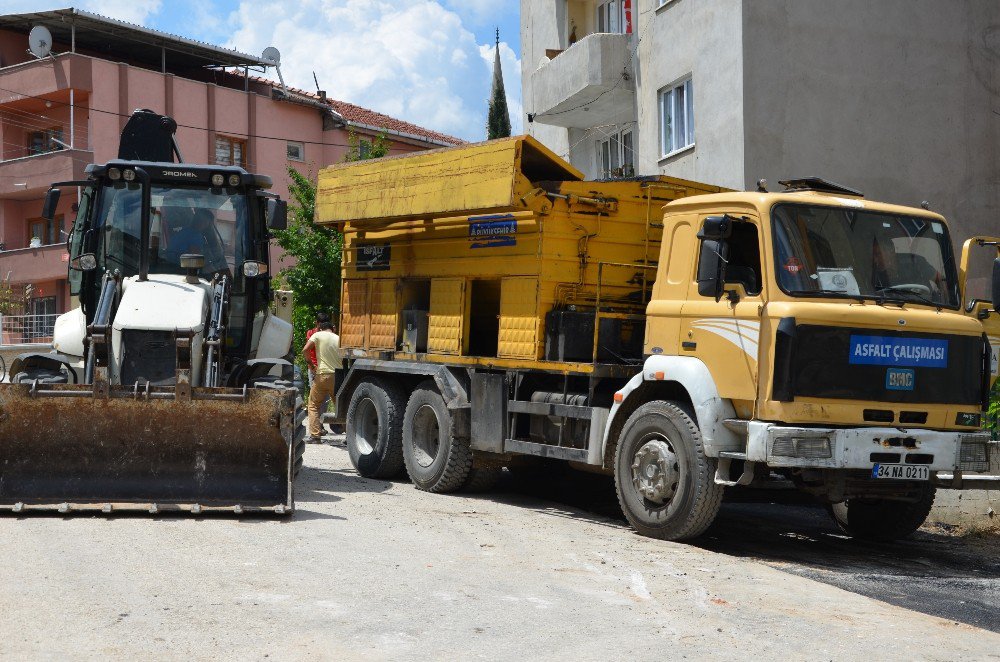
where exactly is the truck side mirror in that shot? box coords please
[992,257,1000,312]
[42,188,61,221]
[698,215,733,241]
[266,198,287,231]
[697,239,729,300]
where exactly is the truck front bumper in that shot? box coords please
[745,422,990,473]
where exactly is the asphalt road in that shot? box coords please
[0,441,997,660]
[501,465,1000,633]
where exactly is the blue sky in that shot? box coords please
[7,0,523,141]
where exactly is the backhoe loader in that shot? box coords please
[0,110,305,514]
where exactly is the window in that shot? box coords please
[287,141,305,162]
[696,220,762,296]
[658,78,694,157]
[214,135,246,167]
[28,296,56,339]
[596,1,625,33]
[27,215,63,246]
[358,139,373,159]
[27,127,65,155]
[597,129,634,179]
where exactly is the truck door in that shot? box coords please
[960,236,1000,384]
[679,214,764,406]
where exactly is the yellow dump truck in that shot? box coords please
[317,136,997,541]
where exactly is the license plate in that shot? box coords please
[872,463,929,480]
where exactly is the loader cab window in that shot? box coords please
[94,183,249,282]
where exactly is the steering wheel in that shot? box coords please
[878,283,932,297]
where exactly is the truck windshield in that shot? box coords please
[772,203,959,308]
[95,182,248,279]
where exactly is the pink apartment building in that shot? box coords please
[0,8,461,337]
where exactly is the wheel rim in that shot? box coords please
[410,404,441,468]
[354,397,379,455]
[631,436,679,505]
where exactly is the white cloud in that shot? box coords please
[225,0,523,142]
[443,0,518,27]
[1,1,162,28]
[79,0,163,25]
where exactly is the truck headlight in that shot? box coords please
[772,436,832,459]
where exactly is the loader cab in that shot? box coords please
[66,161,277,364]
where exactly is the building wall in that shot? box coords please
[742,0,1000,280]
[521,0,573,158]
[634,0,744,189]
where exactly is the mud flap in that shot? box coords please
[0,383,296,514]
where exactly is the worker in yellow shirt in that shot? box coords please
[301,319,343,442]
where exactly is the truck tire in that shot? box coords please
[402,381,472,493]
[613,400,723,541]
[346,378,406,479]
[828,484,936,542]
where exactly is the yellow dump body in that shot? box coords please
[316,136,724,370]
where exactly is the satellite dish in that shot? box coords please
[261,46,281,66]
[28,25,53,59]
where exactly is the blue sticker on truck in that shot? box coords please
[885,367,915,391]
[848,335,948,368]
[469,214,517,249]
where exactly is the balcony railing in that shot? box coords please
[0,314,58,345]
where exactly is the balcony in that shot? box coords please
[530,32,636,129]
[0,244,69,284]
[0,149,92,198]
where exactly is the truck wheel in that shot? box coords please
[614,400,723,541]
[346,379,406,479]
[402,381,472,493]
[829,484,936,542]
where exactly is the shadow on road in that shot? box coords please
[492,466,1000,633]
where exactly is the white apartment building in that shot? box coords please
[522,0,1000,284]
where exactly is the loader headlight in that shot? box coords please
[211,174,225,187]
[227,174,241,187]
[107,167,122,181]
[122,168,136,182]
[242,260,268,278]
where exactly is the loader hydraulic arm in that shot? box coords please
[204,274,229,387]
[84,270,122,385]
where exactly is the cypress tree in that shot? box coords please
[487,28,512,139]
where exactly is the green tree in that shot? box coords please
[345,129,390,162]
[272,166,342,377]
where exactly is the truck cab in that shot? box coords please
[610,179,993,539]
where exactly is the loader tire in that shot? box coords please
[346,378,406,479]
[402,381,472,493]
[828,484,936,542]
[614,400,722,541]
[253,379,306,478]
[12,369,67,385]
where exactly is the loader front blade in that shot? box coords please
[0,383,295,514]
